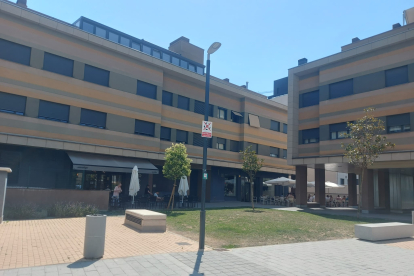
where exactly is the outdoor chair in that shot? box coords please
[269,197,275,205]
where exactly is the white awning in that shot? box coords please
[232,111,243,117]
[67,151,159,174]
[248,114,261,128]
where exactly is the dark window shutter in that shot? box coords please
[270,147,279,157]
[230,140,239,152]
[386,66,408,87]
[270,120,280,131]
[329,122,348,133]
[329,79,353,99]
[0,38,31,66]
[176,130,188,144]
[193,133,203,147]
[0,92,26,115]
[135,120,155,136]
[162,91,173,106]
[84,65,109,86]
[80,109,106,129]
[302,128,320,140]
[283,124,288,134]
[387,113,410,127]
[194,100,204,115]
[177,96,190,110]
[301,90,319,108]
[160,127,171,141]
[43,52,74,77]
[38,100,70,122]
[137,80,157,99]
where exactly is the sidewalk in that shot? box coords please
[1,238,414,275]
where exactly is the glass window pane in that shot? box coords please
[172,56,179,66]
[338,131,347,139]
[142,45,151,55]
[152,49,161,59]
[95,27,106,38]
[389,126,402,133]
[162,53,170,62]
[189,64,196,72]
[131,42,140,51]
[331,132,337,140]
[404,125,411,131]
[108,32,119,43]
[197,66,204,75]
[120,37,130,47]
[82,22,94,33]
[180,60,188,69]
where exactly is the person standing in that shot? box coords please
[113,183,122,198]
[145,185,152,197]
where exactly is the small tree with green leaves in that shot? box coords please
[341,107,395,216]
[241,145,264,211]
[163,143,192,210]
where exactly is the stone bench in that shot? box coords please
[124,209,166,233]
[355,222,414,241]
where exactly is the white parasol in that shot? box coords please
[178,176,189,203]
[129,166,140,204]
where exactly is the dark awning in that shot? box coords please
[67,151,158,174]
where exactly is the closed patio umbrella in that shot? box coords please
[264,177,295,187]
[178,176,189,203]
[129,166,140,204]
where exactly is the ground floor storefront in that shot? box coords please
[0,144,290,209]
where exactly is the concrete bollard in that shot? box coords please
[0,168,12,224]
[84,214,107,259]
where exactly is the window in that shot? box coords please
[142,45,151,55]
[137,80,157,99]
[224,175,237,197]
[387,113,411,133]
[82,21,94,33]
[248,114,260,128]
[218,108,227,120]
[0,92,26,115]
[302,128,319,144]
[84,64,109,87]
[176,130,188,144]
[162,91,173,106]
[270,147,279,158]
[340,178,345,185]
[152,50,161,59]
[38,100,69,123]
[162,53,170,62]
[230,140,240,152]
[177,96,190,110]
[216,138,226,150]
[194,101,213,116]
[120,37,130,47]
[197,66,204,75]
[283,149,287,159]
[385,66,408,87]
[247,143,258,154]
[300,90,319,108]
[135,120,155,137]
[95,27,106,38]
[160,127,171,141]
[180,60,188,69]
[283,123,288,134]
[0,38,31,66]
[193,133,212,148]
[329,79,353,99]
[108,32,119,43]
[43,52,74,77]
[231,111,243,123]
[132,42,141,51]
[329,123,349,140]
[80,109,106,129]
[270,120,280,131]
[172,56,180,66]
[189,64,196,72]
[0,150,21,185]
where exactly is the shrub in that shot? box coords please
[4,203,43,220]
[48,202,99,218]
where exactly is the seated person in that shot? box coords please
[153,192,164,201]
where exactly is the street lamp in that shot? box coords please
[199,42,221,250]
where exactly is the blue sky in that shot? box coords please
[28,0,414,95]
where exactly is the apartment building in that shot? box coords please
[0,0,293,208]
[288,7,414,213]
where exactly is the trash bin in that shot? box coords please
[84,214,107,259]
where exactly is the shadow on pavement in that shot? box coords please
[189,250,205,276]
[67,258,100,269]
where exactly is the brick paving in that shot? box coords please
[0,216,203,270]
[1,238,414,275]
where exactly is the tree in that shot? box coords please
[341,107,395,216]
[163,143,192,210]
[241,145,264,211]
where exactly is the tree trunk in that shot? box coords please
[250,178,255,212]
[167,180,176,210]
[358,169,365,219]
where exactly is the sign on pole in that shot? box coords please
[201,121,212,138]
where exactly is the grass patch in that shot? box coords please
[163,208,389,248]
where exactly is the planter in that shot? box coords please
[83,214,107,259]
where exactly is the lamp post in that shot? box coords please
[199,42,221,250]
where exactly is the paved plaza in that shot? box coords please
[0,217,202,270]
[1,238,414,275]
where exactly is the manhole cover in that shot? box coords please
[176,242,191,245]
[213,248,229,251]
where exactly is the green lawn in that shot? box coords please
[161,208,388,249]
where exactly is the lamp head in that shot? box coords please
[207,42,221,55]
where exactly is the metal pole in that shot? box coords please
[199,55,211,250]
